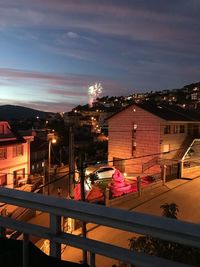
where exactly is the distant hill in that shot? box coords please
[0,105,51,120]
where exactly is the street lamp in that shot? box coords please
[48,137,56,195]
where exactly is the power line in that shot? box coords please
[1,139,200,180]
[85,141,200,165]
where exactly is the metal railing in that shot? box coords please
[142,156,159,172]
[0,187,200,267]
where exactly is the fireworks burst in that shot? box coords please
[88,82,103,107]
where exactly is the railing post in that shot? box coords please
[105,187,110,207]
[137,176,141,196]
[50,214,61,259]
[80,155,88,265]
[89,251,96,267]
[161,165,167,185]
[0,208,7,238]
[0,225,6,238]
[23,233,29,267]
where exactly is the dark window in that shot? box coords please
[0,125,4,134]
[0,148,7,159]
[0,174,7,186]
[13,168,25,187]
[180,125,185,133]
[164,125,171,134]
[13,145,23,157]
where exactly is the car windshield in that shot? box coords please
[96,167,114,173]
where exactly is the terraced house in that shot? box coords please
[108,103,200,180]
[0,121,34,187]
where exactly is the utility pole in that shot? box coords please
[47,133,57,195]
[48,140,51,195]
[80,152,87,265]
[69,125,75,197]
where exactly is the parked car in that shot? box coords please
[85,164,105,176]
[86,166,116,185]
[94,166,116,180]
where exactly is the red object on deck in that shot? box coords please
[110,169,136,197]
[74,182,104,203]
[74,183,81,200]
[86,186,104,203]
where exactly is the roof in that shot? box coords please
[107,103,200,122]
[0,139,25,147]
[0,121,27,146]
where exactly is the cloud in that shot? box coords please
[0,68,122,89]
[1,1,199,43]
[0,68,124,111]
[0,1,200,104]
[67,31,78,39]
[49,89,86,97]
[0,68,100,87]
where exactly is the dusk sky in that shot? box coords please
[1,0,200,112]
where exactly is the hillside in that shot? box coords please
[0,105,50,120]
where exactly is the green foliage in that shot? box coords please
[160,203,179,219]
[129,203,200,266]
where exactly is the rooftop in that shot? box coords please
[108,102,200,122]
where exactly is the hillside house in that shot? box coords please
[108,103,200,179]
[0,121,34,188]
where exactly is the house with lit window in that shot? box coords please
[0,121,34,188]
[108,103,200,179]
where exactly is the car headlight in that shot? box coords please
[85,170,90,176]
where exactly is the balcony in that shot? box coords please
[0,187,200,267]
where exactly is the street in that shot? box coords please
[49,165,70,198]
[134,178,200,224]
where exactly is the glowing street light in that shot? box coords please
[47,136,57,195]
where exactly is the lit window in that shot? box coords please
[163,144,170,153]
[133,123,137,131]
[0,148,7,159]
[164,125,171,134]
[133,141,137,150]
[13,145,23,157]
[180,125,185,133]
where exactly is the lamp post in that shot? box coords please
[48,137,56,195]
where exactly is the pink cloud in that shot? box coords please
[49,89,86,97]
[0,68,104,87]
[0,67,122,87]
[0,68,124,111]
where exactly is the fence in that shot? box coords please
[0,187,200,267]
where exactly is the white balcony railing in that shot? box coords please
[0,187,200,267]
